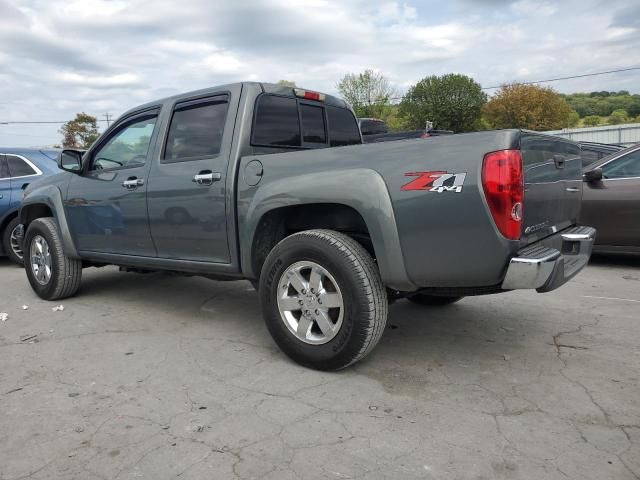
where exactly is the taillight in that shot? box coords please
[419,132,431,139]
[481,149,524,240]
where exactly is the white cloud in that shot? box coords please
[0,0,639,146]
[510,0,557,17]
[53,72,144,88]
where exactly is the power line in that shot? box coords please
[0,120,110,125]
[358,65,640,104]
[480,65,640,90]
[103,112,113,127]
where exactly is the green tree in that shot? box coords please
[59,113,99,149]
[608,109,630,125]
[398,74,486,132]
[483,83,573,131]
[563,91,640,119]
[377,104,409,131]
[583,115,602,127]
[337,69,397,119]
[567,110,580,128]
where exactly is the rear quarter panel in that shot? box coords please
[238,130,523,289]
[381,131,521,287]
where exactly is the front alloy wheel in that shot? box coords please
[30,235,53,285]
[24,217,82,300]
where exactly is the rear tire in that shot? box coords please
[407,294,463,306]
[24,217,82,300]
[260,229,387,370]
[2,217,24,265]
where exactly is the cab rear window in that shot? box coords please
[252,96,300,147]
[251,94,360,149]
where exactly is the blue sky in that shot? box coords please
[1,0,639,147]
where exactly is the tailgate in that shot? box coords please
[520,133,582,245]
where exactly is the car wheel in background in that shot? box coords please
[24,217,82,300]
[260,229,387,370]
[2,217,24,265]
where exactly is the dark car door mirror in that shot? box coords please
[583,168,603,183]
[58,149,84,173]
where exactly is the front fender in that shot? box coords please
[20,185,79,259]
[241,168,416,291]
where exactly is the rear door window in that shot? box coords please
[6,155,38,177]
[327,107,361,147]
[252,96,300,147]
[300,104,326,145]
[163,96,229,163]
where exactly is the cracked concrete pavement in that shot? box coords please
[0,255,639,479]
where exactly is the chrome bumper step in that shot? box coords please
[502,226,596,292]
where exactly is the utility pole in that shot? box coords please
[103,112,113,127]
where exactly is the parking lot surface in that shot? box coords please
[0,256,639,480]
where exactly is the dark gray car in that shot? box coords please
[580,144,640,254]
[18,82,595,369]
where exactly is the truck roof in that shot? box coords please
[120,82,350,120]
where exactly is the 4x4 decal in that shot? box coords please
[401,171,467,193]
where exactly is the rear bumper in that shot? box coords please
[502,226,596,292]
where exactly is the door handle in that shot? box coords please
[122,177,144,189]
[565,187,580,192]
[193,171,221,186]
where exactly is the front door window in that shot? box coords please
[91,117,157,171]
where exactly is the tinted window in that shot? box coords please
[360,119,387,135]
[7,155,37,177]
[580,149,600,168]
[328,107,361,147]
[300,104,326,144]
[92,115,157,171]
[164,97,228,162]
[253,95,300,147]
[602,150,640,179]
[0,156,8,179]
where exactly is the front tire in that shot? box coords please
[2,217,24,265]
[260,229,387,370]
[24,217,82,300]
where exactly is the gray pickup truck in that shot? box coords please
[18,82,595,370]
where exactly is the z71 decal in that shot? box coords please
[401,171,467,193]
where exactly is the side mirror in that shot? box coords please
[583,168,603,183]
[58,149,83,173]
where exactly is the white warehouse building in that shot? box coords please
[545,123,640,146]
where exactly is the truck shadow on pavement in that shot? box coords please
[74,267,540,375]
[589,253,640,269]
[0,258,22,268]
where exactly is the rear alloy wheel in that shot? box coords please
[2,217,24,265]
[276,260,344,345]
[260,229,387,370]
[407,294,463,306]
[24,217,82,300]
